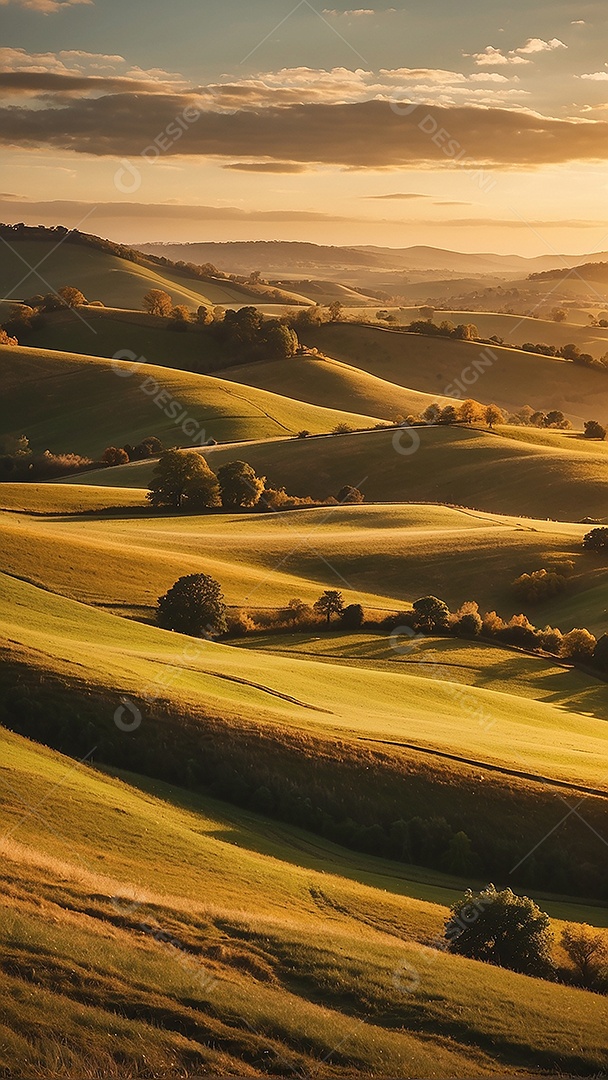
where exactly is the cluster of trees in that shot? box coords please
[0,434,163,482]
[142,293,300,361]
[403,317,480,341]
[512,566,571,604]
[420,399,505,428]
[446,886,608,989]
[521,340,608,370]
[147,449,363,513]
[2,286,89,342]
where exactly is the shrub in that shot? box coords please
[512,568,567,603]
[561,923,608,988]
[332,423,353,434]
[102,446,129,466]
[341,603,364,630]
[445,885,554,977]
[157,573,227,637]
[584,420,607,440]
[337,485,364,504]
[583,527,608,553]
[560,628,597,662]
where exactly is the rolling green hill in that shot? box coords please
[0,237,309,310]
[391,309,608,357]
[303,324,608,425]
[225,352,458,421]
[71,425,608,522]
[1,496,606,633]
[0,345,381,456]
[3,726,607,1078]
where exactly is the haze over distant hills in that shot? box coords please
[141,240,608,279]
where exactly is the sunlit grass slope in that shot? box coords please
[304,323,608,424]
[1,499,607,633]
[393,309,608,356]
[226,352,458,420]
[0,239,308,309]
[2,727,607,1078]
[1,570,607,792]
[73,424,608,521]
[0,346,381,455]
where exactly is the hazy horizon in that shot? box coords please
[1,0,608,255]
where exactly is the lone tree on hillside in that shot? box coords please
[337,485,364,504]
[583,527,608,553]
[412,596,451,633]
[143,289,173,317]
[445,885,554,977]
[217,460,266,509]
[148,449,220,509]
[584,420,607,441]
[314,590,344,625]
[157,573,227,637]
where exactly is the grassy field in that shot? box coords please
[2,726,607,1078]
[0,239,309,309]
[72,424,608,522]
[0,345,381,456]
[304,323,608,425]
[2,567,608,795]
[1,497,606,632]
[391,309,608,357]
[225,352,458,421]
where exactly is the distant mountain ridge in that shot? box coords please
[141,240,608,278]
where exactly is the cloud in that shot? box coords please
[515,37,567,54]
[222,161,308,172]
[468,46,530,67]
[366,192,434,199]
[0,47,184,92]
[0,95,606,169]
[469,38,566,66]
[580,71,608,81]
[0,0,92,12]
[0,196,356,223]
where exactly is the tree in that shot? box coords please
[314,590,344,625]
[328,301,344,322]
[264,320,299,359]
[552,307,567,322]
[217,460,265,509]
[0,328,18,345]
[58,285,86,308]
[445,885,554,977]
[412,596,451,633]
[458,399,484,425]
[341,603,364,630]
[157,573,227,637]
[453,323,478,341]
[583,527,608,553]
[143,289,173,317]
[560,628,597,662]
[102,446,129,466]
[437,405,458,425]
[592,634,608,673]
[484,404,504,429]
[422,403,442,424]
[147,449,220,509]
[196,304,213,325]
[169,305,192,329]
[584,420,606,440]
[337,485,364,504]
[544,410,571,430]
[561,924,608,988]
